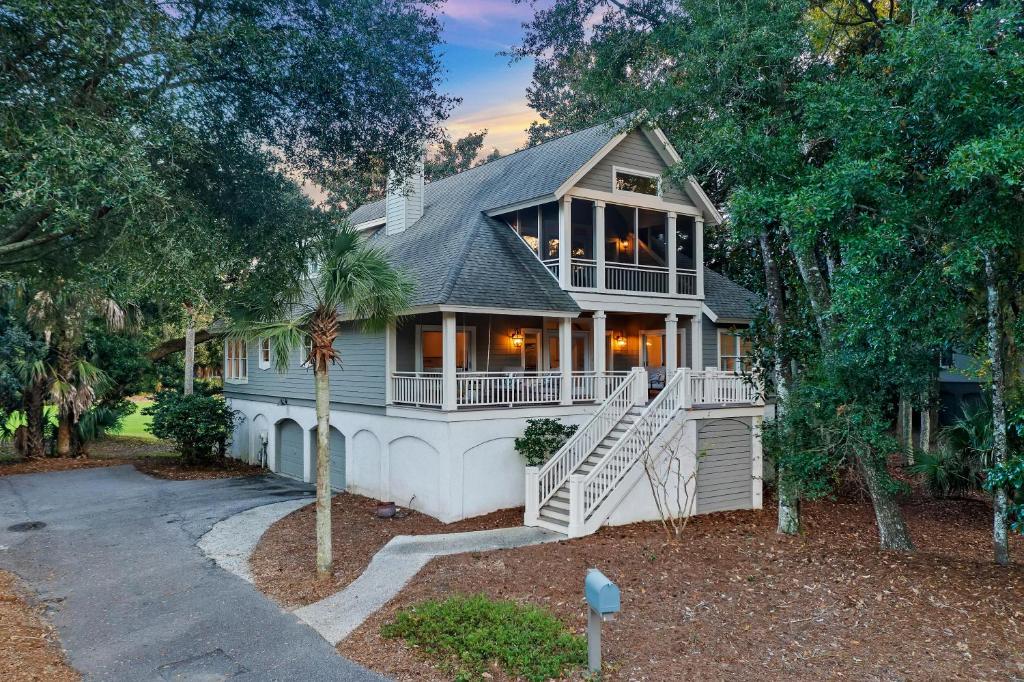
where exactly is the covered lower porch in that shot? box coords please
[387,309,723,410]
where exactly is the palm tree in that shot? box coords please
[234,228,411,576]
[25,286,129,457]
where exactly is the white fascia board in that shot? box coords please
[438,305,580,319]
[484,194,557,217]
[553,130,631,199]
[644,127,725,226]
[353,218,385,231]
[701,303,719,322]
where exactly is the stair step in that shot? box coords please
[539,507,569,523]
[547,497,570,512]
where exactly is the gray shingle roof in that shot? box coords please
[350,119,757,316]
[355,122,627,311]
[703,268,761,321]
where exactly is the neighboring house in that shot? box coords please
[224,121,766,537]
[938,350,984,424]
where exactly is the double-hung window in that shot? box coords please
[225,340,248,382]
[718,330,752,373]
[259,339,271,369]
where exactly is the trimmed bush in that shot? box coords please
[143,391,237,464]
[381,594,586,682]
[514,418,578,467]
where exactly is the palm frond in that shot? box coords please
[228,318,310,373]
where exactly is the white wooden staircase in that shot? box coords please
[525,367,760,537]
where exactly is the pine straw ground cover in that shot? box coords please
[251,493,523,607]
[341,497,1024,681]
[0,571,78,681]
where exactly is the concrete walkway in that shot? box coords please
[0,466,384,681]
[294,526,563,644]
[200,499,563,645]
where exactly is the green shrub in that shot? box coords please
[143,391,237,463]
[514,418,578,467]
[78,400,135,443]
[381,594,586,682]
[909,445,980,498]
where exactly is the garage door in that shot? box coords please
[311,427,346,491]
[696,417,753,514]
[276,420,304,480]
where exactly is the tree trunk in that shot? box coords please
[856,452,914,551]
[759,229,801,535]
[314,364,332,577]
[985,251,1010,566]
[183,307,196,395]
[918,398,932,454]
[20,379,47,458]
[898,396,914,464]
[56,413,73,458]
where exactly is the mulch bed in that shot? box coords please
[0,437,265,481]
[0,571,79,681]
[132,456,266,481]
[339,497,1024,681]
[251,493,523,607]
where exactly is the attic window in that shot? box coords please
[614,167,660,196]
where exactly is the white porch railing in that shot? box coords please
[677,268,698,296]
[574,369,688,530]
[391,370,636,409]
[541,258,559,281]
[457,371,562,407]
[531,368,647,512]
[570,370,630,402]
[391,372,443,407]
[606,262,670,293]
[689,370,761,405]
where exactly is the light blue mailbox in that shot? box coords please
[584,568,620,615]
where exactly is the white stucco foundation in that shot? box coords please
[225,398,595,523]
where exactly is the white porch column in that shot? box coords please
[593,310,607,400]
[690,313,702,370]
[695,216,705,298]
[595,200,606,291]
[667,212,677,295]
[559,316,573,405]
[665,313,678,376]
[384,320,397,405]
[558,196,571,289]
[442,311,457,411]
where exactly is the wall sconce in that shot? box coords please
[510,328,524,348]
[613,333,627,350]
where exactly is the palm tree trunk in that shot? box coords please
[985,251,1010,566]
[20,378,47,458]
[314,363,332,576]
[56,414,73,457]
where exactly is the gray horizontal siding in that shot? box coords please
[575,131,695,207]
[223,322,385,407]
[702,314,718,371]
[696,417,753,514]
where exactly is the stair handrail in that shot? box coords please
[535,367,645,508]
[579,368,688,521]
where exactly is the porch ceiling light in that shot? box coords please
[510,328,524,348]
[613,333,627,350]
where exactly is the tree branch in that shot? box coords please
[147,329,219,361]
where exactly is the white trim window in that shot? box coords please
[300,337,314,368]
[613,166,661,197]
[225,340,248,383]
[259,339,272,369]
[718,329,752,373]
[415,324,476,372]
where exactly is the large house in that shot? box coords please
[224,121,767,537]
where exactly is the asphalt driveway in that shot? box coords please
[0,465,386,681]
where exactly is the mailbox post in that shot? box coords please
[584,568,620,674]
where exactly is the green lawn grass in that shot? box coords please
[116,400,156,440]
[381,595,586,682]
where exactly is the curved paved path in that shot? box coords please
[0,465,385,681]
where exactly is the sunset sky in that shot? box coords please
[436,0,541,153]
